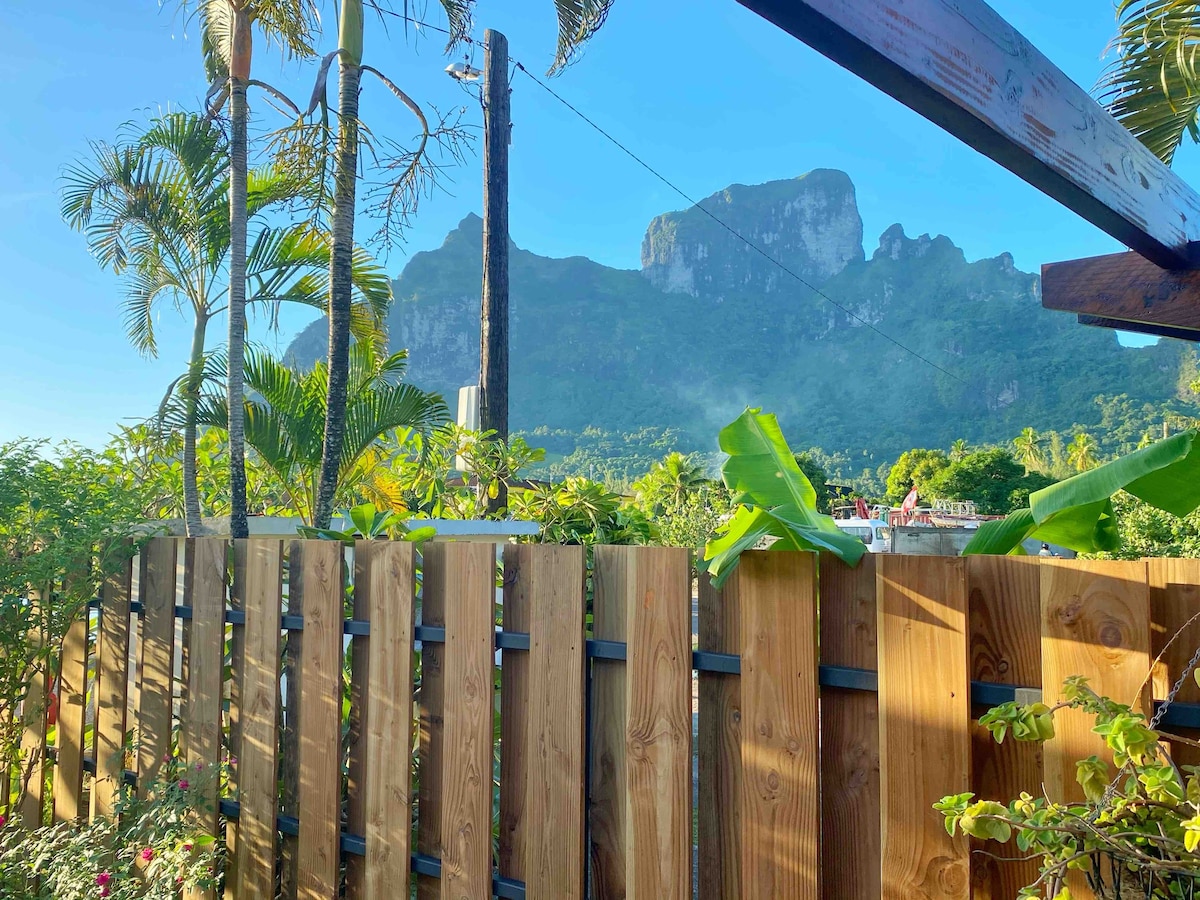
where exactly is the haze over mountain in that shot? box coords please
[287,169,1192,460]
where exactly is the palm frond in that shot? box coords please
[340,382,448,475]
[247,0,321,60]
[548,0,614,74]
[1097,0,1200,164]
[122,261,183,356]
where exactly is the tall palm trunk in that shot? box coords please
[227,5,253,539]
[314,0,363,529]
[182,314,210,534]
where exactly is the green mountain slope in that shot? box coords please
[287,170,1192,460]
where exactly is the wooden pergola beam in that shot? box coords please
[1042,250,1200,336]
[1077,315,1200,342]
[736,0,1200,270]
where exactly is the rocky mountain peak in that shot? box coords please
[639,169,865,297]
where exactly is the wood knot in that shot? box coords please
[1099,621,1124,649]
[1057,596,1083,626]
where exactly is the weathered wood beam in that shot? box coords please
[1077,315,1200,343]
[1042,250,1200,335]
[736,0,1200,269]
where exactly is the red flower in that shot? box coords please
[95,872,111,886]
[178,779,189,790]
[140,847,154,862]
[99,888,110,898]
[182,843,193,852]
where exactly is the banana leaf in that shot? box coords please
[963,431,1200,556]
[703,409,865,587]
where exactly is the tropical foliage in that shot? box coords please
[702,409,865,588]
[964,430,1200,556]
[1098,0,1200,165]
[938,676,1200,897]
[194,345,448,524]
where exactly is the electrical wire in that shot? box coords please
[374,8,967,383]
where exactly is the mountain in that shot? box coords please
[287,170,1193,462]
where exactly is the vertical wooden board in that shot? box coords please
[185,539,227,900]
[19,648,46,829]
[1042,560,1151,804]
[877,555,970,900]
[92,555,133,821]
[818,553,879,900]
[589,546,629,900]
[435,542,497,900]
[224,541,247,900]
[360,541,416,899]
[292,540,344,900]
[697,572,740,900]
[523,545,586,899]
[345,541,369,899]
[137,539,177,795]
[966,556,1042,899]
[279,545,301,900]
[233,541,283,900]
[53,597,89,823]
[1149,558,1200,769]
[416,542,446,900]
[624,546,692,900]
[499,545,532,882]
[738,551,819,900]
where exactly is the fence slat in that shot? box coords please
[233,541,283,900]
[292,540,343,900]
[1042,560,1151,802]
[185,538,227,900]
[53,580,89,824]
[92,553,133,821]
[1149,558,1200,769]
[737,551,819,899]
[623,546,692,900]
[523,545,586,899]
[966,555,1042,899]
[360,541,416,898]
[589,546,629,900]
[19,599,47,829]
[499,546,532,883]
[818,552,879,900]
[224,541,247,900]
[417,541,447,900]
[878,555,970,900]
[697,571,740,900]
[433,542,496,900]
[137,539,177,796]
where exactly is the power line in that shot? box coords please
[375,10,966,383]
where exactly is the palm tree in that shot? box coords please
[950,438,970,461]
[62,112,390,534]
[632,452,708,513]
[1013,427,1045,473]
[193,0,319,539]
[1067,433,1100,472]
[196,345,448,524]
[1097,1,1200,165]
[302,0,616,529]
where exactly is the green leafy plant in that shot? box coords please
[510,477,654,546]
[964,430,1200,556]
[297,501,436,545]
[701,409,865,588]
[0,757,222,899]
[937,677,1200,898]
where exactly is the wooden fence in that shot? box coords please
[16,538,1200,899]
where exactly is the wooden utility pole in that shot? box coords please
[480,28,510,514]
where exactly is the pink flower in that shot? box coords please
[178,779,189,790]
[140,847,154,862]
[0,815,7,828]
[182,843,193,852]
[96,872,111,886]
[100,888,110,898]
[194,762,203,773]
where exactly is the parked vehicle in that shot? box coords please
[834,517,892,553]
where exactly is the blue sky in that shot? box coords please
[0,0,1190,448]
